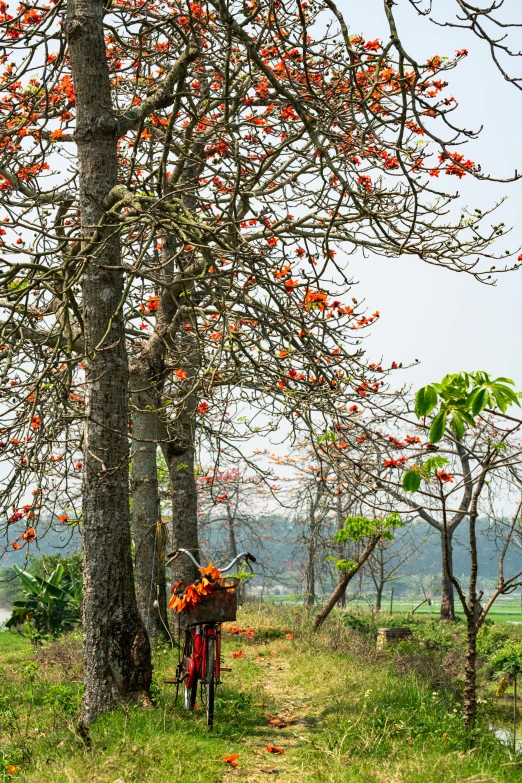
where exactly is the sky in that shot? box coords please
[335,0,522,393]
[255,0,522,462]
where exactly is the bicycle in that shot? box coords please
[166,548,256,727]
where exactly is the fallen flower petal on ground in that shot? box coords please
[267,715,290,728]
[223,753,240,767]
[265,745,285,754]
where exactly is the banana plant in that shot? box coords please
[6,563,82,639]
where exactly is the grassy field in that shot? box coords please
[265,595,522,624]
[1,604,522,782]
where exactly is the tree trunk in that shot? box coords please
[306,510,319,606]
[440,528,456,622]
[227,513,239,560]
[313,535,380,629]
[463,621,478,728]
[305,558,315,607]
[130,386,168,648]
[336,492,346,609]
[375,583,383,612]
[226,509,246,602]
[514,677,518,755]
[67,0,151,728]
[161,409,200,589]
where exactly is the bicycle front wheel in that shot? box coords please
[205,637,215,728]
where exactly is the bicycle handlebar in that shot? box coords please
[165,548,256,573]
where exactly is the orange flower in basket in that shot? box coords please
[168,563,223,613]
[184,584,201,606]
[199,561,222,581]
[170,580,184,594]
[196,577,214,596]
[167,593,180,611]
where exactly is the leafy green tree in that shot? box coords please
[313,513,402,628]
[398,370,522,728]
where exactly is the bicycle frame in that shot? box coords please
[183,623,221,689]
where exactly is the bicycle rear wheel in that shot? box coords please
[205,637,215,727]
[184,674,197,710]
[183,634,198,710]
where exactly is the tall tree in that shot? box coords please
[66,0,151,726]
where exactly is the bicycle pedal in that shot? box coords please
[220,667,232,672]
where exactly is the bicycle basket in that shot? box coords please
[184,577,239,623]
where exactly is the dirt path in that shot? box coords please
[223,647,322,782]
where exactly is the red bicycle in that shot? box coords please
[166,548,256,727]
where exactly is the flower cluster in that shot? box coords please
[167,562,222,613]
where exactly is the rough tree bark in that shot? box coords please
[130,377,168,648]
[440,527,455,622]
[66,0,151,728]
[226,506,239,560]
[161,407,200,589]
[375,581,384,613]
[305,480,325,607]
[335,491,346,609]
[463,621,478,726]
[305,521,318,606]
[128,260,178,646]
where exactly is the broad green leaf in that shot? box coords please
[402,470,421,493]
[415,385,438,418]
[491,389,509,412]
[41,580,72,603]
[466,387,480,410]
[67,564,82,605]
[317,430,336,444]
[450,410,465,439]
[384,511,404,529]
[47,565,64,587]
[469,387,489,416]
[423,456,449,475]
[429,409,447,443]
[492,383,520,410]
[459,409,476,429]
[334,559,359,571]
[12,564,42,596]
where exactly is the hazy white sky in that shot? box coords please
[337,0,522,392]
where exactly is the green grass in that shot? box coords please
[1,605,521,782]
[263,595,522,622]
